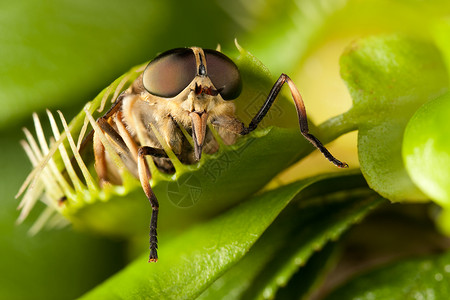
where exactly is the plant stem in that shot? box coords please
[317,109,359,144]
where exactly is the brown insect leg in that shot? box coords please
[97,117,131,155]
[115,111,139,162]
[77,93,126,157]
[138,146,169,263]
[241,73,348,168]
[93,130,109,186]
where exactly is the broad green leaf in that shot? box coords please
[242,192,382,300]
[275,242,338,300]
[340,35,449,202]
[325,250,450,300]
[199,173,382,300]
[80,174,336,299]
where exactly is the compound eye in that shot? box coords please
[143,48,197,98]
[204,49,242,100]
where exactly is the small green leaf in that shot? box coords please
[340,35,449,202]
[403,92,450,235]
[403,92,450,207]
[325,250,450,300]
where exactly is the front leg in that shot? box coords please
[241,73,348,168]
[137,146,168,262]
[93,116,137,184]
[93,112,167,262]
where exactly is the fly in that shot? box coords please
[90,47,348,262]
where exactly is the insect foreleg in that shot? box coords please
[137,146,169,262]
[240,73,348,168]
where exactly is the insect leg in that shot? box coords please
[77,93,126,156]
[97,117,132,154]
[93,130,108,185]
[137,146,168,263]
[93,115,139,183]
[95,111,167,261]
[241,73,348,168]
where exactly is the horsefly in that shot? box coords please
[16,43,348,262]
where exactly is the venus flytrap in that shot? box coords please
[16,64,145,234]
[16,44,345,240]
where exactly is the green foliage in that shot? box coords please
[3,0,450,299]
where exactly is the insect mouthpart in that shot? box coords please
[194,83,219,96]
[189,110,208,161]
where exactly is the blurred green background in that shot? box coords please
[1,0,450,299]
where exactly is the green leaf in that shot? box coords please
[325,250,450,300]
[403,92,450,235]
[275,242,338,300]
[403,92,450,207]
[242,192,381,300]
[340,35,449,202]
[80,173,365,300]
[199,174,382,300]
